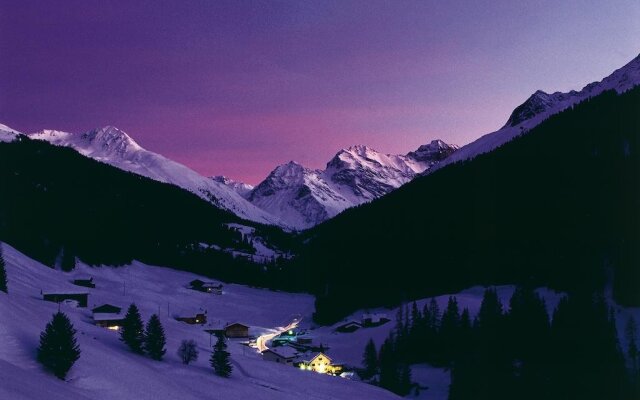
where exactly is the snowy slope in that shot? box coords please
[0,123,20,142]
[211,176,254,197]
[0,242,399,400]
[435,53,640,170]
[26,127,283,227]
[249,141,457,229]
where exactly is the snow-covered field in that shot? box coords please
[2,241,637,400]
[0,243,399,400]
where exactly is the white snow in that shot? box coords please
[0,242,400,400]
[248,141,456,230]
[0,123,21,142]
[26,126,285,228]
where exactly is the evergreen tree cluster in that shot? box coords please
[363,287,638,399]
[120,304,166,361]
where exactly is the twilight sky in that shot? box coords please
[1,1,638,184]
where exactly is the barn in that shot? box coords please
[225,322,250,338]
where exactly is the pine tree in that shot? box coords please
[626,316,639,374]
[143,314,166,360]
[474,287,510,399]
[362,338,378,380]
[549,292,626,400]
[120,304,145,354]
[439,296,461,365]
[428,298,441,331]
[37,312,81,379]
[507,285,550,399]
[0,245,7,293]
[60,247,76,272]
[378,336,399,393]
[210,332,232,377]
[398,363,413,396]
[178,339,199,365]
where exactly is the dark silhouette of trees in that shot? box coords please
[37,312,81,379]
[120,304,145,354]
[143,314,166,360]
[0,245,7,293]
[210,332,232,377]
[361,338,378,380]
[178,339,199,365]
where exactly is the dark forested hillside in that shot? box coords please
[298,87,640,323]
[0,138,297,288]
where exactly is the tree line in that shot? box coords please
[35,303,232,380]
[362,286,640,399]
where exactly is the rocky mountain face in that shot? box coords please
[245,141,458,229]
[435,53,640,171]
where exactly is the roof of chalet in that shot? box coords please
[92,304,122,313]
[225,322,250,329]
[263,346,298,359]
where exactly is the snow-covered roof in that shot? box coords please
[264,346,298,359]
[42,290,88,295]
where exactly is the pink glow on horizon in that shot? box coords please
[1,1,638,184]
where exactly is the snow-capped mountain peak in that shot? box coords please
[0,123,21,142]
[406,139,458,163]
[247,140,457,229]
[30,126,143,160]
[26,126,283,227]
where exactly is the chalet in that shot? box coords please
[43,291,89,308]
[362,313,390,327]
[92,304,122,314]
[335,320,362,333]
[188,279,223,294]
[262,346,298,364]
[297,352,343,375]
[72,276,95,288]
[176,313,207,325]
[225,322,250,338]
[94,314,125,330]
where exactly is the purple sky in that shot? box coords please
[1,1,638,184]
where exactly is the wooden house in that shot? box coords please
[189,279,223,294]
[262,346,298,365]
[225,322,249,338]
[176,313,207,325]
[92,304,122,314]
[72,276,95,288]
[43,291,89,307]
[94,313,125,330]
[297,352,343,375]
